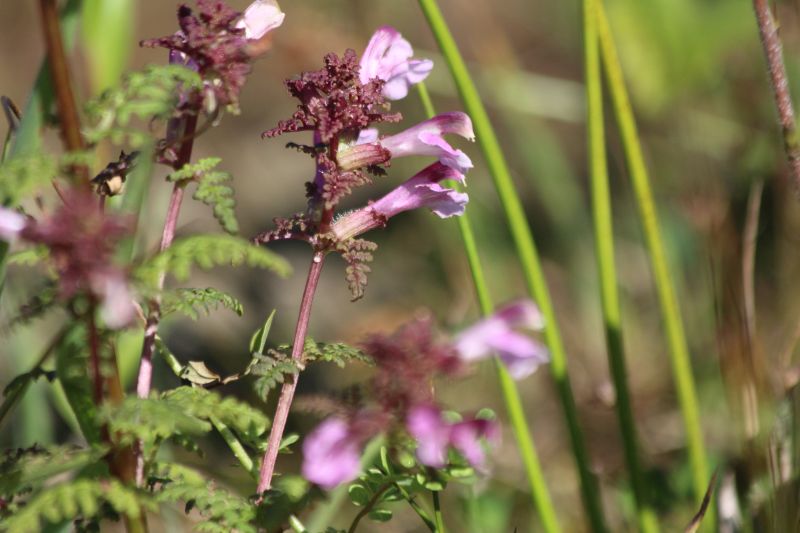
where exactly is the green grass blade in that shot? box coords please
[418,83,559,533]
[583,1,658,530]
[417,1,607,530]
[594,0,710,503]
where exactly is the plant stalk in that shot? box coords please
[583,1,658,530]
[256,252,326,496]
[432,490,446,533]
[416,2,605,530]
[752,0,800,192]
[594,0,709,502]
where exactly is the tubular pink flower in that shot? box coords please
[301,418,363,489]
[236,0,285,41]
[454,300,549,380]
[359,26,433,100]
[338,112,475,173]
[407,405,498,470]
[0,207,27,243]
[330,162,468,240]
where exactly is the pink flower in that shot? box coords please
[236,0,285,41]
[301,418,363,489]
[0,207,27,243]
[407,405,498,470]
[331,163,468,240]
[90,270,136,330]
[338,112,475,173]
[454,300,549,380]
[359,26,433,100]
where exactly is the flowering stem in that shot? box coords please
[594,1,710,505]
[752,0,800,191]
[583,1,658,531]
[417,83,559,533]
[416,2,606,531]
[38,0,87,181]
[256,252,326,496]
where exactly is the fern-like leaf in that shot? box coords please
[0,153,57,206]
[167,158,239,234]
[136,234,290,287]
[161,287,243,320]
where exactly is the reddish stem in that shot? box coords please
[256,251,326,497]
[753,0,800,191]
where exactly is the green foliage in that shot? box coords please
[250,350,301,401]
[0,445,107,498]
[303,338,372,368]
[2,478,152,533]
[84,64,202,146]
[55,325,102,444]
[168,158,239,234]
[0,152,56,206]
[5,246,48,266]
[136,234,290,287]
[102,386,269,453]
[153,463,257,533]
[161,287,243,320]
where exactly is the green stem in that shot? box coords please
[416,2,606,531]
[209,415,255,477]
[418,81,559,533]
[583,1,658,530]
[432,490,446,533]
[594,1,709,503]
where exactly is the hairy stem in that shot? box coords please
[38,0,86,180]
[752,0,800,192]
[256,252,326,496]
[416,2,602,529]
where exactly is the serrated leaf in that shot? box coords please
[166,158,239,234]
[136,234,291,286]
[161,287,243,321]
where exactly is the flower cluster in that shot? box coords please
[142,0,284,115]
[302,301,548,489]
[0,191,136,329]
[256,25,474,299]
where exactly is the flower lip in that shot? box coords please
[301,417,363,489]
[359,25,433,100]
[236,0,285,41]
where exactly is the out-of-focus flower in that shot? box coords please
[0,207,27,243]
[454,300,549,380]
[237,0,285,41]
[359,26,433,100]
[90,270,136,329]
[331,162,468,241]
[301,418,363,489]
[407,405,498,470]
[338,112,475,173]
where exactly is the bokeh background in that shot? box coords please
[2,0,799,530]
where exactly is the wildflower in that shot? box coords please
[301,418,363,489]
[407,405,498,470]
[454,300,549,380]
[359,26,433,100]
[0,207,27,243]
[331,162,468,241]
[237,0,285,41]
[337,112,475,173]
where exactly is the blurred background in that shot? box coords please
[1,0,799,530]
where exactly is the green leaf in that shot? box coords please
[167,158,239,233]
[81,0,135,94]
[0,445,107,497]
[0,153,57,207]
[55,325,102,444]
[367,508,393,523]
[278,433,300,454]
[348,484,369,507]
[135,234,290,287]
[5,246,49,267]
[167,157,223,182]
[161,287,243,321]
[250,310,276,355]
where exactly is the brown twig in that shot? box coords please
[39,0,87,181]
[753,0,800,191]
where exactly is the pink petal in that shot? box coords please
[302,418,362,489]
[407,405,450,468]
[449,418,498,470]
[91,271,136,329]
[0,207,26,243]
[359,26,432,100]
[237,0,285,40]
[371,162,467,219]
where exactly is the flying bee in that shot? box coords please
[91,150,140,196]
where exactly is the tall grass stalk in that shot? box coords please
[594,1,710,503]
[418,82,560,533]
[583,1,658,530]
[416,1,607,531]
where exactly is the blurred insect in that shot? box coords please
[91,150,140,196]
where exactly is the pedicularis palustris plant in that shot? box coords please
[0,2,551,532]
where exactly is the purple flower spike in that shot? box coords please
[339,112,475,173]
[301,418,363,489]
[331,162,468,240]
[455,300,549,380]
[407,405,498,470]
[237,0,285,41]
[0,207,27,243]
[359,26,433,100]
